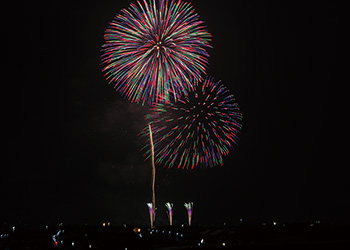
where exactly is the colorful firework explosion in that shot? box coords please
[141,77,242,169]
[101,0,212,105]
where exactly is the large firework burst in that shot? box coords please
[101,0,212,104]
[141,77,243,169]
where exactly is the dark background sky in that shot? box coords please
[4,0,341,227]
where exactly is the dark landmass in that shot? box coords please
[1,221,349,249]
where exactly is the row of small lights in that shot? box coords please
[198,238,226,247]
[49,220,322,249]
[262,220,321,226]
[0,226,16,238]
[1,220,324,246]
[0,234,9,238]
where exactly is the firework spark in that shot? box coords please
[100,0,212,104]
[184,202,193,226]
[141,77,242,169]
[165,202,174,226]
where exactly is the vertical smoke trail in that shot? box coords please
[149,124,156,227]
[165,202,173,226]
[184,202,193,226]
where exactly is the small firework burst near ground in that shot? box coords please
[141,77,243,169]
[184,202,193,226]
[100,0,212,105]
[146,203,155,228]
[165,202,174,226]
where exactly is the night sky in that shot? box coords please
[4,0,341,226]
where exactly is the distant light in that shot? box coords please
[315,220,321,224]
[102,223,106,227]
[12,226,15,232]
[61,240,63,244]
[262,223,266,226]
[139,233,142,238]
[200,239,204,244]
[310,223,314,227]
[72,242,75,246]
[273,222,277,226]
[45,226,49,230]
[89,244,92,248]
[222,242,226,247]
[180,234,183,237]
[239,218,243,222]
[107,222,111,226]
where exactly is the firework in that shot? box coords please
[146,203,155,228]
[101,0,212,104]
[149,124,156,227]
[141,77,243,169]
[165,202,174,226]
[184,202,193,226]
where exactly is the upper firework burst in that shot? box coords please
[100,0,212,105]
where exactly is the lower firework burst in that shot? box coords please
[141,77,243,169]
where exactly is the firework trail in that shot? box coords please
[141,77,243,169]
[146,203,155,228]
[165,202,174,226]
[149,124,156,226]
[101,0,212,105]
[184,202,193,226]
